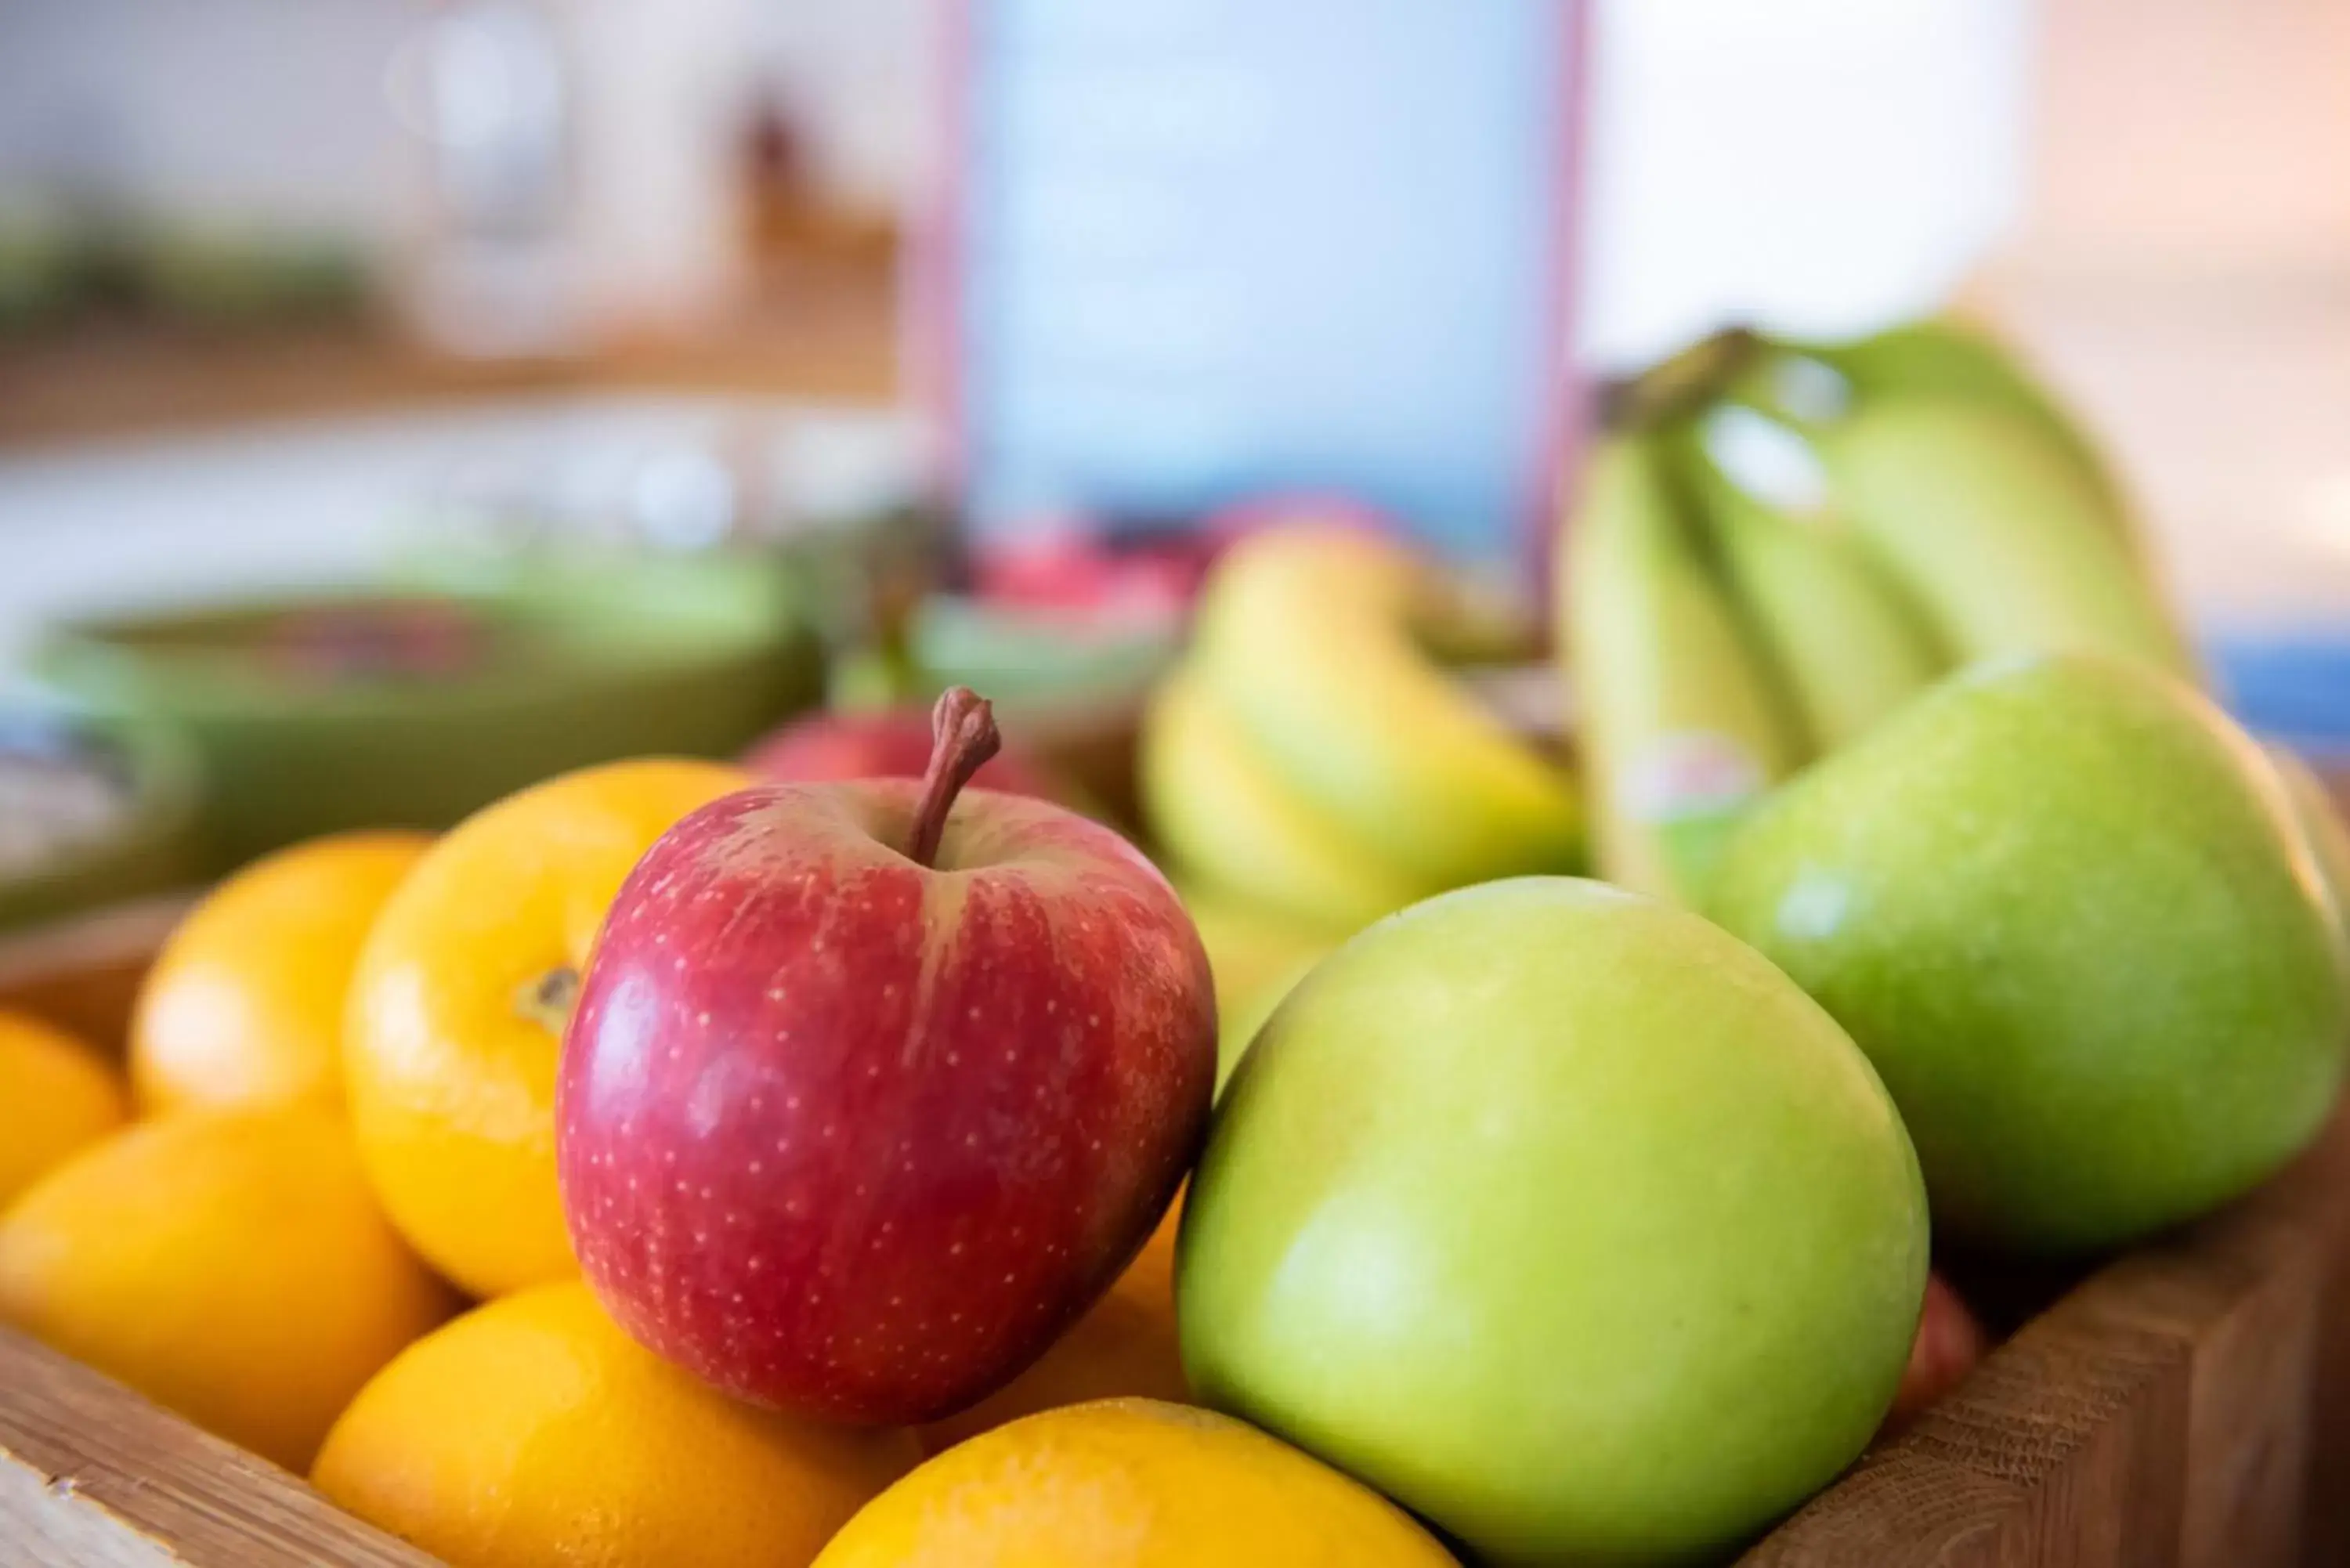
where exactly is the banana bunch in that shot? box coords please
[1565,313,2193,905]
[1140,522,1583,1077]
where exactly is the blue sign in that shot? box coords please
[925,0,1587,565]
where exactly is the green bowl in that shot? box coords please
[0,704,208,931]
[35,553,822,871]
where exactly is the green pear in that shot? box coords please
[1180,878,1927,1566]
[2265,744,2350,968]
[1709,655,2348,1253]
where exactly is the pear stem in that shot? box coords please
[906,686,1000,869]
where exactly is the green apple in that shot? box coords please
[1709,655,2348,1255]
[1179,878,1927,1566]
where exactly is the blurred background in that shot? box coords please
[4,0,2349,919]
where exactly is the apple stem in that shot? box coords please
[906,686,1001,869]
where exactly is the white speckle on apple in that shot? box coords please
[696,1011,710,1026]
[748,1160,762,1174]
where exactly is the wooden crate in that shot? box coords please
[4,900,2349,1567]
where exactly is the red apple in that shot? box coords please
[1882,1272,1987,1436]
[556,688,1216,1425]
[743,706,1065,802]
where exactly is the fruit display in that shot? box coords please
[2,306,2348,1566]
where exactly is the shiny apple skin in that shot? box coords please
[555,781,1215,1425]
[744,710,1063,801]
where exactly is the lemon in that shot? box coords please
[0,1010,126,1209]
[315,1281,916,1568]
[345,761,747,1298]
[818,1398,1456,1566]
[132,830,431,1114]
[0,1107,454,1470]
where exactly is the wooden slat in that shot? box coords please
[0,1326,439,1568]
[0,896,193,1057]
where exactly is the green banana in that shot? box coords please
[1562,432,1803,905]
[1672,408,1947,752]
[1777,315,2130,527]
[1806,397,2196,677]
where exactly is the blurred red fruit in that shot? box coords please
[1883,1272,1987,1436]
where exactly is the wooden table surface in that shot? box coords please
[0,254,898,454]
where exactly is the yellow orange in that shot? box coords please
[0,1010,128,1209]
[0,1108,455,1471]
[132,830,432,1114]
[314,1281,916,1568]
[344,759,750,1298]
[819,1398,1456,1567]
[920,1193,1187,1453]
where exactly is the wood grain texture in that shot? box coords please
[0,1326,439,1568]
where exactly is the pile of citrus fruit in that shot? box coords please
[0,755,1450,1567]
